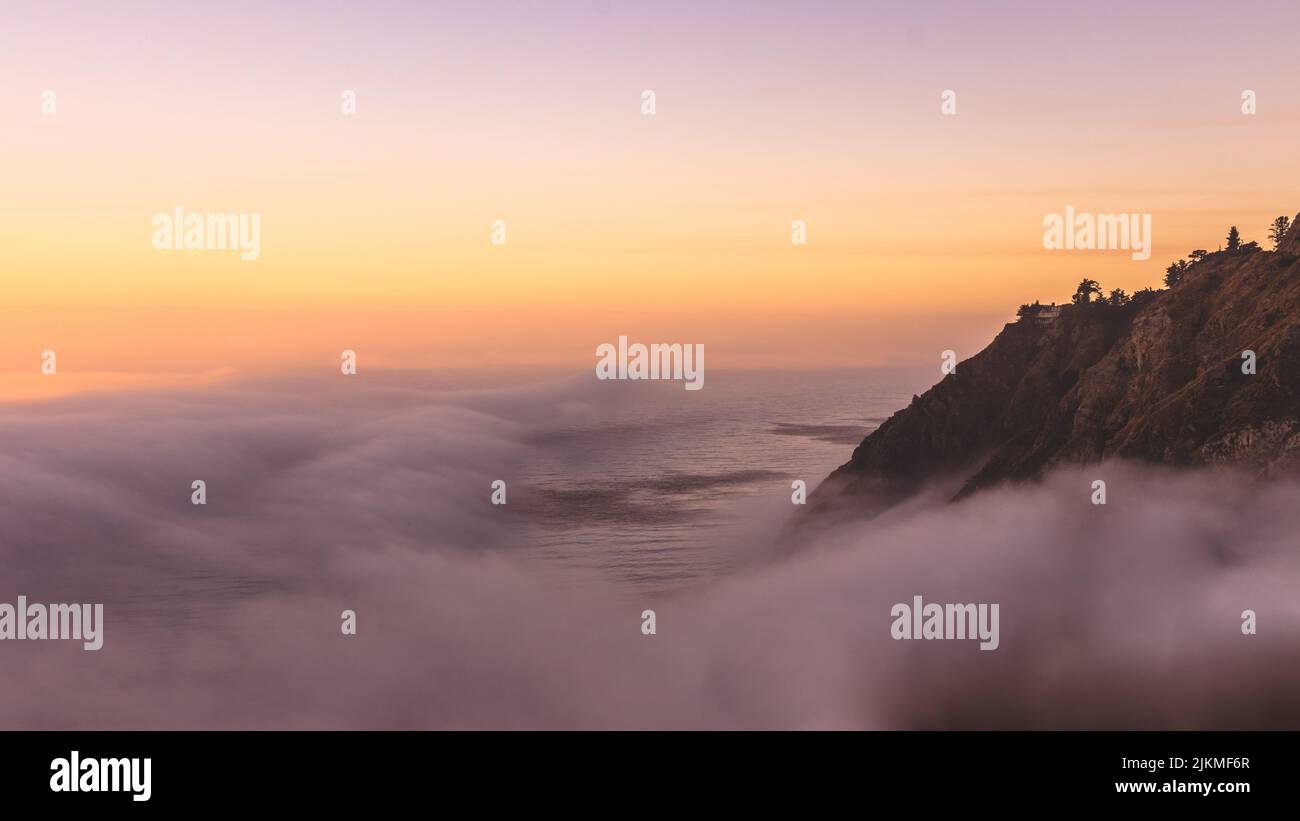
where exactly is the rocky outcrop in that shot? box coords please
[816,222,1300,514]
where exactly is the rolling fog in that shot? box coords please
[1,374,1297,728]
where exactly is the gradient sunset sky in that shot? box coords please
[3,0,1298,396]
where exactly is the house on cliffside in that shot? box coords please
[1016,302,1062,326]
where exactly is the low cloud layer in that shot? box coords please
[1,376,1298,728]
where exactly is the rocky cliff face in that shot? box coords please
[817,216,1300,514]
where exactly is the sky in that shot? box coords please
[3,0,1299,395]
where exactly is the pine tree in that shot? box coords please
[1269,216,1291,249]
[1165,259,1189,287]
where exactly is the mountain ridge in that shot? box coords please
[815,215,1300,515]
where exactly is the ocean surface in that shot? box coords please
[508,367,934,596]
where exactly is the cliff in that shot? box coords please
[817,216,1300,514]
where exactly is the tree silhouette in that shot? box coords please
[1072,278,1102,305]
[1108,288,1130,306]
[1269,216,1291,249]
[1189,249,1208,262]
[1227,226,1241,253]
[1165,259,1189,287]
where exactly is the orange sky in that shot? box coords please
[3,1,1299,396]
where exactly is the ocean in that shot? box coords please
[508,367,934,596]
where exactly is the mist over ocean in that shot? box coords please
[4,366,1300,729]
[511,367,931,595]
